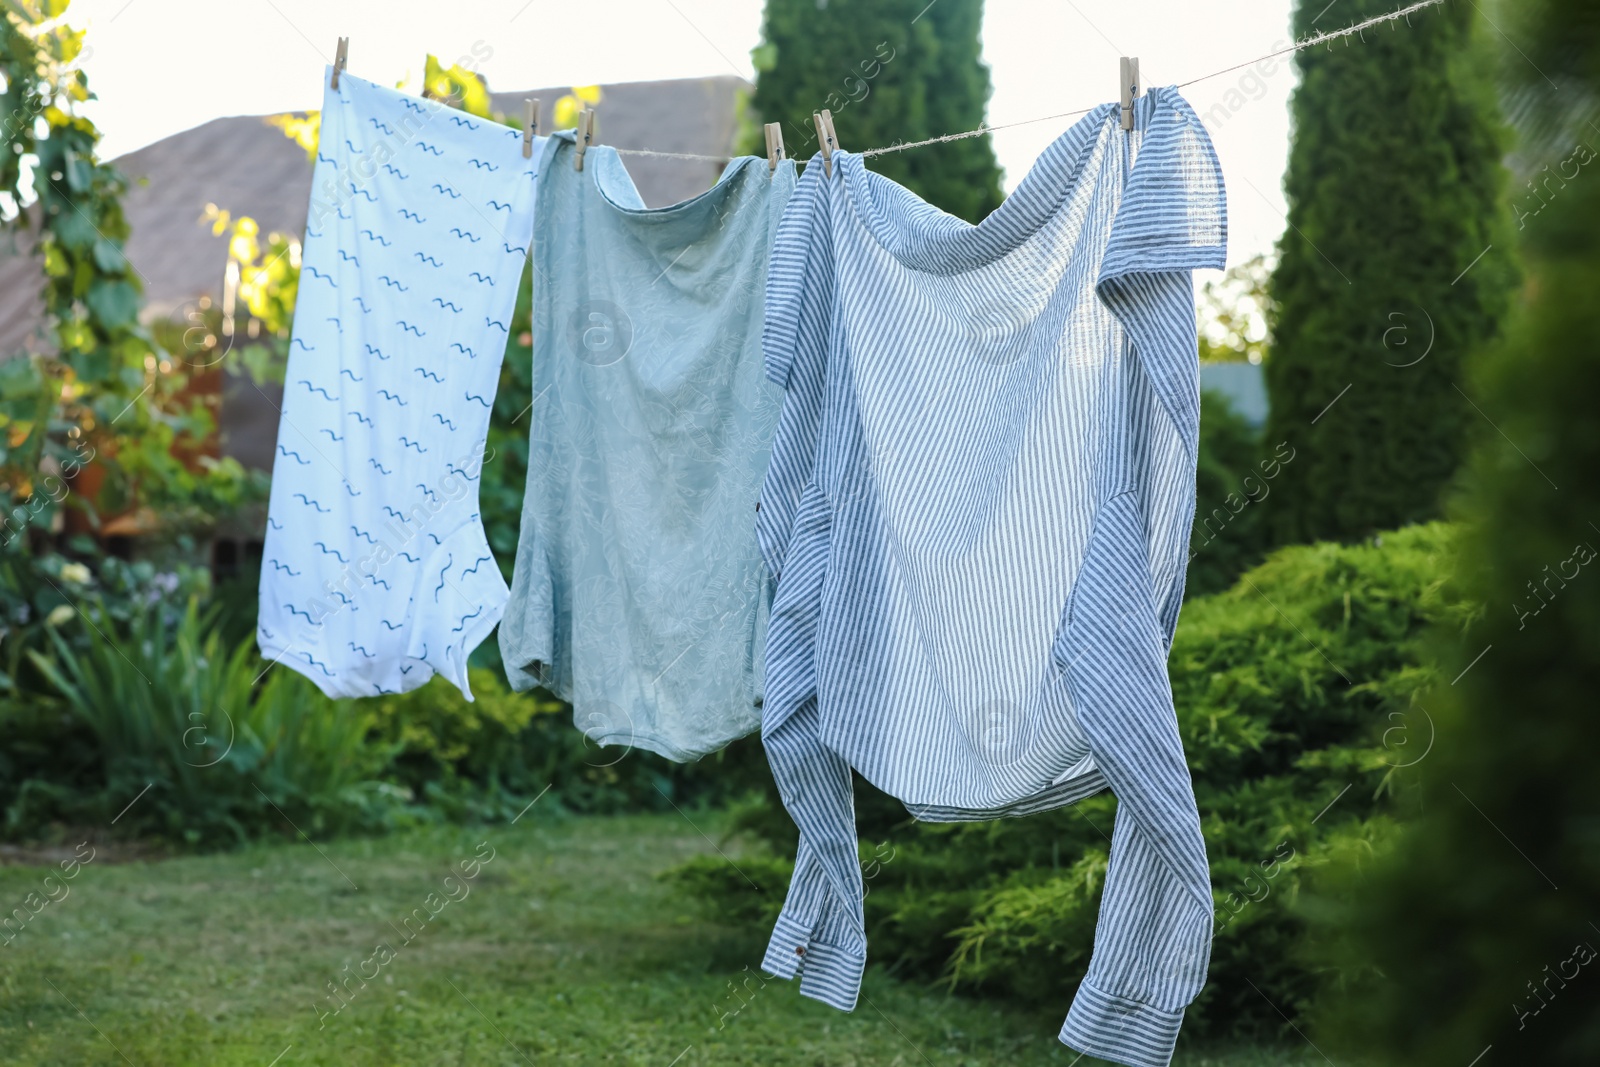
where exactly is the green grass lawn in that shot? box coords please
[0,810,1321,1066]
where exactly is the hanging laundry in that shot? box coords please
[755,88,1226,1067]
[258,70,542,700]
[498,136,796,761]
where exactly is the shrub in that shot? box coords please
[368,670,774,820]
[666,522,1470,1038]
[365,668,548,822]
[1187,389,1276,598]
[4,603,775,845]
[21,601,405,844]
[0,546,209,695]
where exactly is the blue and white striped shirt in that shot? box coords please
[754,88,1226,1067]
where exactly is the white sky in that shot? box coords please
[69,0,1298,265]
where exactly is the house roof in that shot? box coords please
[0,223,46,359]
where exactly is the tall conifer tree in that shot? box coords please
[1311,2,1600,1063]
[744,0,1003,222]
[1264,0,1515,543]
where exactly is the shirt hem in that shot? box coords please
[897,767,1110,822]
[580,725,758,764]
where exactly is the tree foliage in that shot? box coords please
[1263,0,1517,543]
[1309,2,1600,1063]
[743,0,1003,222]
[0,0,259,548]
[1198,254,1273,365]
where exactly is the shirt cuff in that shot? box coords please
[761,910,865,1012]
[1059,980,1185,1067]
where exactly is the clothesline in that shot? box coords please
[610,0,1447,164]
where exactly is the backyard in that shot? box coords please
[0,813,1320,1066]
[2,0,1596,1066]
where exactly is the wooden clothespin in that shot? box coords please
[574,108,595,172]
[331,37,349,90]
[764,122,786,174]
[1119,56,1140,131]
[813,110,838,177]
[523,98,540,159]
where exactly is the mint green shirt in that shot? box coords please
[500,133,797,761]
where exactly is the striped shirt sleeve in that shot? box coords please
[1058,89,1225,1067]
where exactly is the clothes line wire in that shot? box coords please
[609,0,1447,165]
